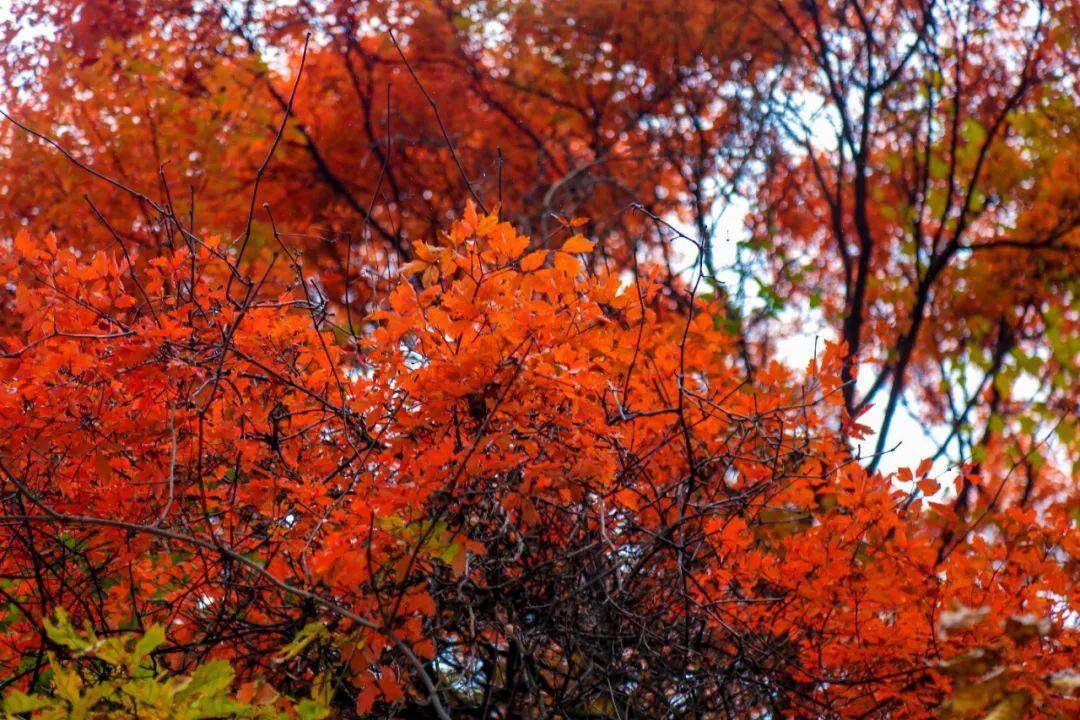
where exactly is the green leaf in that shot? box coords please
[132,624,166,666]
[180,660,235,699]
[296,698,332,720]
[929,156,948,180]
[51,661,84,703]
[186,696,248,719]
[961,118,987,147]
[121,677,174,707]
[43,608,90,653]
[276,621,328,662]
[3,690,51,714]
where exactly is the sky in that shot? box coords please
[670,200,948,480]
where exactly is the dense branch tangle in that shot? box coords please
[1,197,1075,717]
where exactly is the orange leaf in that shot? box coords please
[553,251,581,275]
[463,200,479,231]
[421,264,441,287]
[399,260,428,278]
[560,235,595,254]
[520,250,548,272]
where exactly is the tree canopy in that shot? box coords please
[0,1,1077,719]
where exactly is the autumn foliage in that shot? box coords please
[0,1,1078,719]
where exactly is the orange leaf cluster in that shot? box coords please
[0,211,1075,718]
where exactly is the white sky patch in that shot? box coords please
[670,201,942,478]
